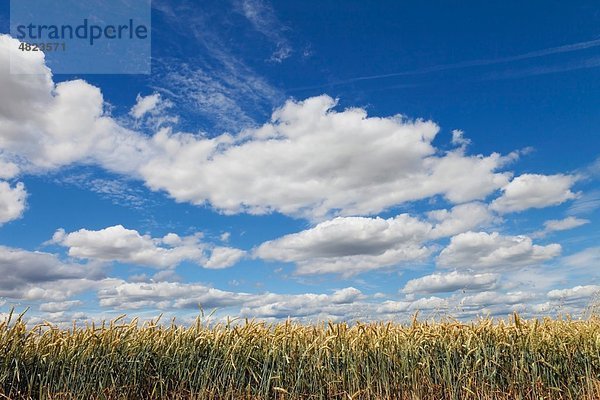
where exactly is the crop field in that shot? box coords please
[1,311,600,399]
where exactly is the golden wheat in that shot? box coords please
[1,310,599,399]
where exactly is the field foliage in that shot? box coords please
[1,310,600,399]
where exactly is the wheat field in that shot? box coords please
[1,310,600,399]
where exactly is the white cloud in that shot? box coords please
[568,190,600,215]
[238,287,366,319]
[220,232,231,242]
[460,291,535,307]
[0,181,26,225]
[235,0,292,62]
[376,297,449,314]
[130,93,161,119]
[0,239,591,321]
[97,280,366,321]
[451,129,471,147]
[139,96,513,219]
[562,247,600,269]
[129,92,178,130]
[98,281,250,310]
[291,247,430,277]
[52,225,244,269]
[0,35,151,175]
[0,35,519,219]
[0,34,586,225]
[0,160,19,179]
[254,213,561,276]
[152,0,284,131]
[427,202,497,239]
[39,300,84,313]
[438,231,561,270]
[532,216,590,237]
[547,285,600,301]
[543,216,589,232]
[0,245,105,302]
[0,32,597,323]
[402,271,499,294]
[255,214,431,276]
[205,247,246,269]
[253,204,500,276]
[490,174,578,213]
[97,279,531,321]
[58,174,151,210]
[500,266,566,292]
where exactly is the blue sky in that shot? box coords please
[0,0,599,325]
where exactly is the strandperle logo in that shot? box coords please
[15,19,149,46]
[10,0,151,74]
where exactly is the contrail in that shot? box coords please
[291,37,600,91]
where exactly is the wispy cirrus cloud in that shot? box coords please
[233,0,292,62]
[291,37,600,91]
[151,59,280,132]
[568,190,600,215]
[151,0,284,132]
[57,172,152,210]
[482,55,600,81]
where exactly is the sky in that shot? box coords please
[0,0,599,326]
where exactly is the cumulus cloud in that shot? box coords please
[0,243,584,321]
[98,281,250,310]
[52,225,245,269]
[0,35,150,174]
[0,181,27,225]
[532,216,590,238]
[1,34,597,323]
[0,238,588,321]
[0,34,519,219]
[402,271,499,294]
[39,300,84,313]
[90,276,599,321]
[0,160,20,179]
[138,96,515,219]
[99,280,518,322]
[97,281,366,320]
[438,231,561,270]
[451,129,471,147]
[130,93,162,119]
[376,297,449,314]
[129,93,177,129]
[220,232,231,242]
[460,291,535,307]
[255,214,432,276]
[490,174,578,213]
[255,204,501,276]
[205,247,246,269]
[547,285,600,301]
[0,245,105,301]
[427,202,497,239]
[0,34,583,223]
[238,287,366,319]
